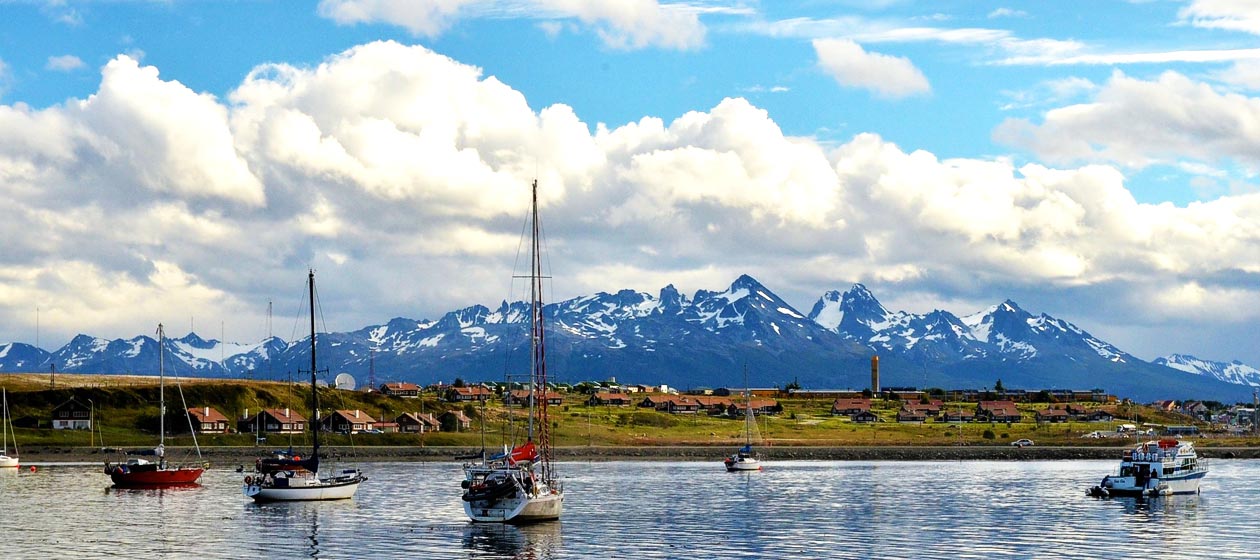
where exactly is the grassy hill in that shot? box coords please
[1,373,1252,449]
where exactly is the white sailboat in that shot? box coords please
[461,180,564,523]
[724,367,763,472]
[0,388,18,468]
[243,270,367,502]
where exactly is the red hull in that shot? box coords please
[108,467,204,487]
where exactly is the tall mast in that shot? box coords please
[158,323,165,450]
[529,180,553,483]
[309,270,320,457]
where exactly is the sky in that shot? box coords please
[0,0,1258,368]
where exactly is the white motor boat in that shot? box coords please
[1088,438,1207,497]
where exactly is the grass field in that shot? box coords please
[3,374,1256,449]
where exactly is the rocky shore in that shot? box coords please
[17,444,1260,464]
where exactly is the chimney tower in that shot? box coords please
[871,355,880,393]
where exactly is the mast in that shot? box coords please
[158,324,165,452]
[529,179,552,484]
[309,269,320,460]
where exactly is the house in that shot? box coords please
[587,392,632,406]
[505,390,564,407]
[380,382,421,398]
[903,401,942,418]
[726,399,780,417]
[851,410,879,423]
[665,397,701,415]
[977,401,1022,423]
[239,408,307,434]
[186,406,230,434]
[940,409,976,423]
[896,407,927,423]
[397,412,441,433]
[638,395,676,411]
[1064,403,1090,419]
[1084,409,1115,423]
[1035,408,1070,423]
[445,386,492,403]
[439,410,472,431]
[831,398,871,416]
[50,398,91,430]
[324,409,378,434]
[692,396,734,414]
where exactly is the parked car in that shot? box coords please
[1011,439,1034,447]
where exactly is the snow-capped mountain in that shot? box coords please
[0,276,1253,402]
[1155,354,1260,388]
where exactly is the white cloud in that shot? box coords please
[993,70,1260,173]
[317,0,475,37]
[988,8,1027,19]
[3,41,1260,371]
[812,38,930,98]
[1179,1,1260,34]
[46,54,85,72]
[316,0,705,50]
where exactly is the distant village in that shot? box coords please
[33,374,1257,439]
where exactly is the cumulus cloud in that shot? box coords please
[2,41,1259,371]
[993,70,1260,172]
[46,55,85,72]
[316,0,705,50]
[812,38,930,98]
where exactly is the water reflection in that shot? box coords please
[1113,493,1201,516]
[461,522,562,559]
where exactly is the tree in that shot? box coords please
[994,379,1004,392]
[453,378,466,388]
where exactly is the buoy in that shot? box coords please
[28,466,36,473]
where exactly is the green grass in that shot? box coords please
[2,375,1246,449]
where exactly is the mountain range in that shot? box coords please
[0,275,1254,403]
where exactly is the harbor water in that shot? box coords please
[1,458,1255,558]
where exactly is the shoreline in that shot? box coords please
[16,444,1260,464]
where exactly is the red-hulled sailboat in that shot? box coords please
[104,324,205,487]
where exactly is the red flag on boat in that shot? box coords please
[508,442,538,465]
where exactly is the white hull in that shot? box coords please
[1100,471,1206,496]
[726,460,761,472]
[0,455,17,468]
[464,489,563,523]
[245,472,365,502]
[1090,439,1207,497]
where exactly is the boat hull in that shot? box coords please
[107,466,204,487]
[244,475,364,502]
[725,460,762,472]
[0,455,18,468]
[464,490,563,524]
[1099,471,1206,497]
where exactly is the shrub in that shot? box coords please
[982,429,996,440]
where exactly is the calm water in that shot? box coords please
[1,458,1256,558]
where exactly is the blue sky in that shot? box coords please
[1,0,1258,370]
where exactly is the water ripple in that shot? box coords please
[1,458,1256,558]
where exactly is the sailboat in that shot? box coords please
[104,324,205,486]
[724,368,763,472]
[0,388,18,468]
[243,270,366,502]
[460,180,564,523]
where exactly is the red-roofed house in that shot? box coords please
[831,398,871,416]
[324,409,378,434]
[381,382,421,398]
[445,386,492,403]
[186,406,230,434]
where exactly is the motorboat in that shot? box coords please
[1088,438,1207,497]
